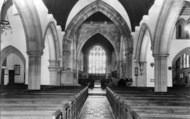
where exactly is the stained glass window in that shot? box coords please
[88,45,106,74]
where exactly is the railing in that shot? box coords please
[52,86,88,119]
[106,87,140,119]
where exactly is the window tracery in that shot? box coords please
[88,45,106,74]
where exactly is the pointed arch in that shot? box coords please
[1,45,26,69]
[44,21,60,60]
[153,0,190,55]
[65,0,131,31]
[77,27,119,62]
[64,0,132,50]
[135,23,153,63]
[13,0,43,53]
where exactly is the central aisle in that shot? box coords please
[79,88,114,119]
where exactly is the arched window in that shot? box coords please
[176,18,185,39]
[176,24,182,39]
[176,53,190,69]
[88,45,106,74]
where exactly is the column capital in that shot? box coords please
[139,61,147,65]
[153,53,169,59]
[27,51,43,57]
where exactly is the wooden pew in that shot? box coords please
[107,87,190,119]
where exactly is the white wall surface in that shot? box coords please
[1,6,28,84]
[41,33,51,85]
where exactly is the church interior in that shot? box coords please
[0,0,190,119]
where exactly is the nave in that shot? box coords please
[1,85,190,119]
[0,0,190,118]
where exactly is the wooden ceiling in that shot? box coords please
[43,0,155,31]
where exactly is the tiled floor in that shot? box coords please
[79,88,114,119]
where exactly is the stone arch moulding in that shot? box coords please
[64,0,133,51]
[65,0,132,31]
[153,0,188,55]
[135,23,153,63]
[44,21,61,61]
[1,45,26,71]
[1,0,13,20]
[172,47,190,66]
[13,0,43,53]
[77,27,119,62]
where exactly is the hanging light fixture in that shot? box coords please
[0,19,11,30]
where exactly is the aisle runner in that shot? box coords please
[80,95,114,119]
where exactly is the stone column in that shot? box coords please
[83,53,88,74]
[28,52,42,90]
[62,50,70,70]
[119,36,123,79]
[48,60,60,86]
[62,39,71,70]
[0,27,2,84]
[125,51,133,79]
[137,61,147,87]
[154,54,169,92]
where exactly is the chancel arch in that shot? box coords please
[65,0,132,31]
[63,0,133,83]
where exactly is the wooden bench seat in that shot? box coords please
[0,86,88,119]
[124,100,190,106]
[120,96,188,101]
[131,105,190,114]
[0,98,67,104]
[2,94,74,99]
[108,87,190,119]
[139,113,190,119]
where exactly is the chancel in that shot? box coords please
[0,0,190,119]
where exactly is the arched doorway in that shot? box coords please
[1,46,26,85]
